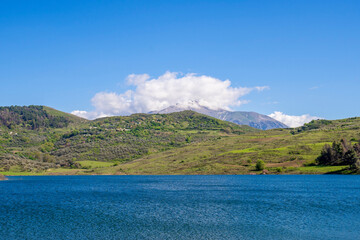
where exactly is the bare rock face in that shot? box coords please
[0,174,8,180]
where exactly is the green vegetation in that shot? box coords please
[0,105,85,130]
[77,161,115,169]
[296,165,348,174]
[316,139,360,168]
[0,106,255,175]
[0,105,359,175]
[256,160,265,171]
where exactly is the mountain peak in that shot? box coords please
[150,100,224,114]
[174,100,203,109]
[171,99,222,111]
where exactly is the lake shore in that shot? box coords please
[1,170,358,177]
[1,164,358,176]
[0,175,8,180]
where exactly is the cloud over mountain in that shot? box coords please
[268,111,321,128]
[72,72,268,119]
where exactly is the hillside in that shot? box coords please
[150,101,288,130]
[0,105,86,130]
[96,117,360,175]
[0,106,255,174]
[0,105,359,176]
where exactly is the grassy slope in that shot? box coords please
[1,106,359,175]
[83,117,360,175]
[0,107,257,174]
[43,106,88,124]
[0,106,90,170]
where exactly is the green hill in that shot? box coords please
[0,105,359,175]
[0,105,86,130]
[0,106,256,174]
[42,106,87,124]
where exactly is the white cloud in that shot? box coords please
[72,71,268,119]
[255,86,270,91]
[268,111,322,128]
[71,110,109,120]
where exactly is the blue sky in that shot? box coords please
[1,0,359,123]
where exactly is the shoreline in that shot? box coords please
[0,175,8,180]
[1,165,357,176]
[2,172,358,177]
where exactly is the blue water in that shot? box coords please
[1,175,360,240]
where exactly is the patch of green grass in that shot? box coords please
[0,168,86,176]
[297,165,348,174]
[0,171,45,176]
[77,161,115,169]
[220,147,258,155]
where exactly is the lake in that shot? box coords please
[1,175,360,239]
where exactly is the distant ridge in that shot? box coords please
[150,100,288,130]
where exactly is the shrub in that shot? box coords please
[256,160,265,171]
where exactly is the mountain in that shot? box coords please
[149,101,288,130]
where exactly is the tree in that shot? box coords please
[353,159,360,169]
[316,144,336,165]
[256,160,265,171]
[316,139,359,167]
[343,149,358,166]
